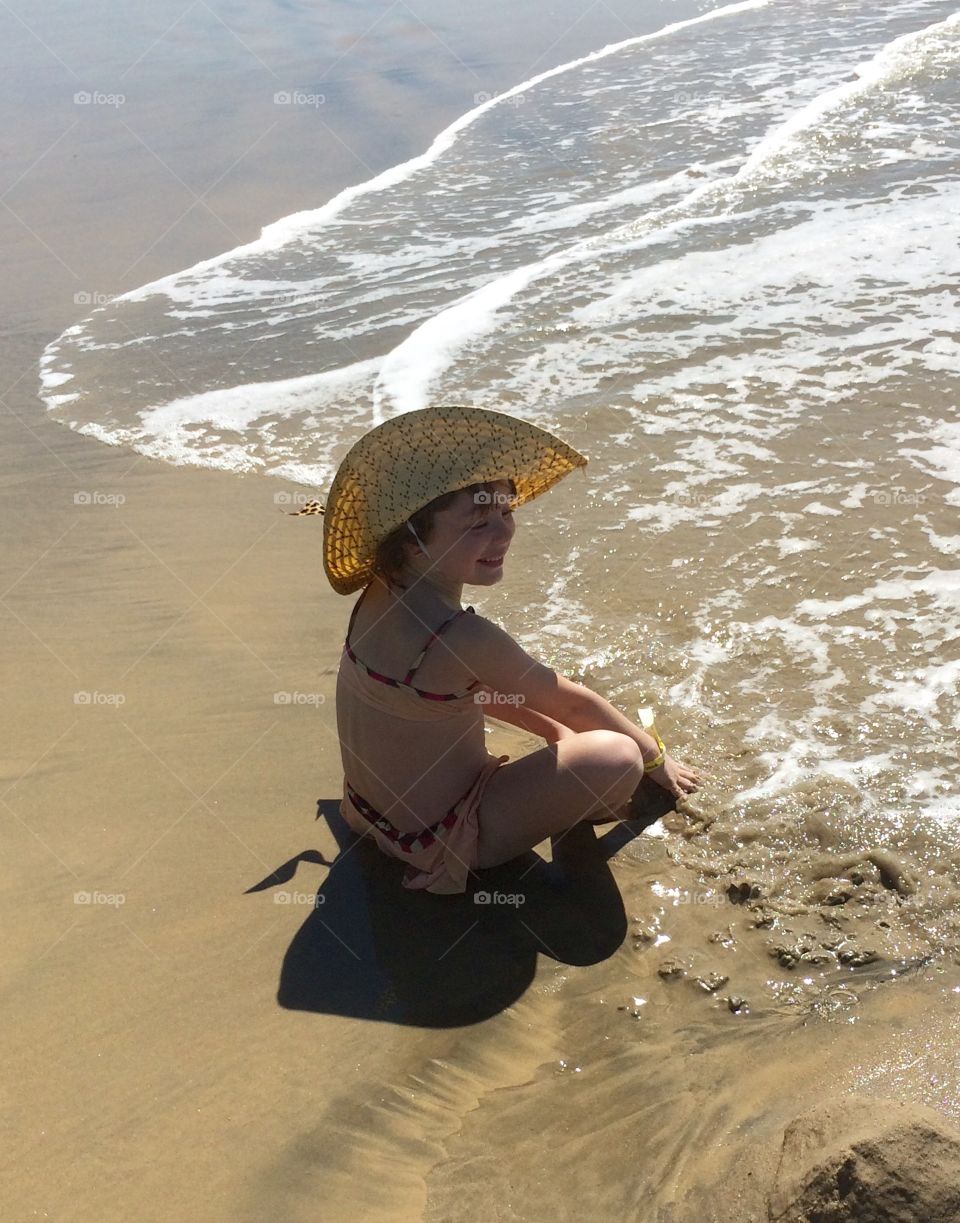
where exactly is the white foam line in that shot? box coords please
[734,6,960,178]
[113,0,770,304]
[620,4,960,240]
[582,6,960,261]
[376,6,960,410]
[136,356,383,434]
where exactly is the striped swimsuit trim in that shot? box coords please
[343,639,482,701]
[344,589,482,701]
[346,779,471,854]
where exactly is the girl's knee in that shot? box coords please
[583,728,642,765]
[567,730,644,786]
[603,730,643,769]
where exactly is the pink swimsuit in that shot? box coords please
[335,583,509,894]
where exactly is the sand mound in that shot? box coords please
[769,1096,960,1222]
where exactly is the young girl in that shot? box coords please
[308,404,701,894]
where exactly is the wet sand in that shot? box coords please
[3,2,959,1219]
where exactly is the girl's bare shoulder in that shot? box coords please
[448,612,539,677]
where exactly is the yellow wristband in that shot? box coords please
[643,735,666,772]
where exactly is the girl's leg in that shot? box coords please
[474,730,644,869]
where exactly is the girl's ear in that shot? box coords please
[404,519,433,557]
[398,532,421,566]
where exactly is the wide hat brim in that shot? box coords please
[319,404,588,595]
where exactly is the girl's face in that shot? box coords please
[418,480,517,586]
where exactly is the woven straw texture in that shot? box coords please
[319,405,587,595]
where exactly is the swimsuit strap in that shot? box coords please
[403,606,475,685]
[343,582,370,652]
[344,583,477,694]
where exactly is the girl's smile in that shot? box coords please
[399,480,516,603]
[439,483,515,579]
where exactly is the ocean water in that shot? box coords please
[41,0,960,968]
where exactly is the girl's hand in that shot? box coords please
[647,753,702,799]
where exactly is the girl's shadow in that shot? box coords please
[250,780,675,1029]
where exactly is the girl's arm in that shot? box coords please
[478,687,574,743]
[460,621,703,796]
[458,618,662,759]
[552,680,662,757]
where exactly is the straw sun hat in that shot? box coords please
[289,404,588,595]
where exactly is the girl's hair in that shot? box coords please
[373,478,517,589]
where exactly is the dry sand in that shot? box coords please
[3,3,959,1220]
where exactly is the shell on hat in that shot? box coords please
[320,404,588,595]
